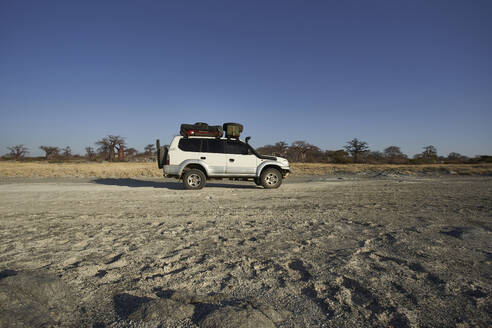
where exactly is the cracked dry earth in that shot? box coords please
[0,176,491,327]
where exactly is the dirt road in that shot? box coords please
[0,176,491,327]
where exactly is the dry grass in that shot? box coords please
[291,162,492,176]
[0,162,162,178]
[0,161,491,178]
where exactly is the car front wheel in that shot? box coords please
[183,169,206,190]
[260,168,282,189]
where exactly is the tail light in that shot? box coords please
[165,152,170,165]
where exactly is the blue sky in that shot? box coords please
[1,0,491,157]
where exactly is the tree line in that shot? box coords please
[4,136,491,164]
[3,135,158,162]
[256,138,490,164]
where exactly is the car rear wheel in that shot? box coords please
[260,168,282,189]
[183,169,206,190]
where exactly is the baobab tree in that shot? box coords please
[144,144,156,156]
[7,145,29,160]
[272,141,289,157]
[40,146,60,160]
[446,152,467,163]
[125,147,138,157]
[95,135,126,161]
[421,145,438,162]
[384,146,408,164]
[325,150,351,163]
[289,141,319,162]
[62,146,72,159]
[344,138,369,163]
[96,139,111,160]
[85,147,96,160]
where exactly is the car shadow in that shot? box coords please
[92,178,259,189]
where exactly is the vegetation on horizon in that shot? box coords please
[3,136,491,164]
[256,138,491,164]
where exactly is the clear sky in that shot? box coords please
[1,0,491,157]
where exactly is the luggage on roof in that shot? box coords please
[223,122,243,138]
[180,122,223,137]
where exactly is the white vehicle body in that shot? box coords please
[162,136,290,179]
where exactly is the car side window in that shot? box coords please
[225,140,249,155]
[202,139,224,153]
[178,139,202,152]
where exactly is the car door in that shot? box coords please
[200,139,226,175]
[224,140,258,175]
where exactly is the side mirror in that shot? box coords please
[245,136,251,144]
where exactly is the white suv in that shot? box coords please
[156,136,290,189]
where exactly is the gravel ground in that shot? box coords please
[0,176,491,327]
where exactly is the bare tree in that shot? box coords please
[40,146,60,160]
[113,136,126,161]
[125,147,138,157]
[422,145,437,162]
[96,135,126,162]
[384,146,403,158]
[144,144,156,156]
[305,145,322,162]
[85,147,96,160]
[272,141,288,157]
[413,145,438,163]
[289,141,320,162]
[62,146,72,159]
[96,138,111,160]
[7,145,29,160]
[366,151,385,163]
[384,146,408,164]
[446,152,467,163]
[288,141,305,161]
[325,150,351,163]
[344,138,369,163]
[117,144,125,160]
[256,144,275,156]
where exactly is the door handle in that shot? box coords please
[229,158,235,162]
[201,157,206,160]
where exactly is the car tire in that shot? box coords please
[183,169,206,190]
[254,178,261,186]
[260,168,282,189]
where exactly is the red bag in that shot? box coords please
[180,123,223,137]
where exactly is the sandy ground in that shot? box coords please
[0,176,491,327]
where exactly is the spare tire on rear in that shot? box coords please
[156,139,164,169]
